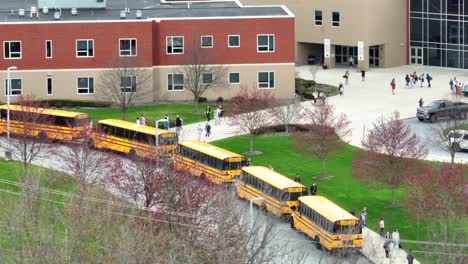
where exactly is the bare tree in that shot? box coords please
[353,111,428,207]
[309,65,321,89]
[290,102,351,176]
[179,35,228,112]
[0,96,54,178]
[270,100,302,134]
[98,57,152,120]
[229,86,275,154]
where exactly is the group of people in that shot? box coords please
[135,114,147,126]
[449,77,468,96]
[291,174,318,195]
[405,72,432,88]
[198,105,225,140]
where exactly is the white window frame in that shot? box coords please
[202,72,213,84]
[120,76,137,93]
[47,77,53,96]
[77,77,95,95]
[76,39,94,58]
[315,10,323,26]
[200,35,213,48]
[3,41,22,59]
[45,40,53,59]
[228,72,240,84]
[332,11,340,27]
[167,73,184,91]
[257,71,275,89]
[4,78,22,96]
[166,36,184,54]
[257,34,275,53]
[228,35,240,48]
[119,38,137,57]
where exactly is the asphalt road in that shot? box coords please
[404,117,468,163]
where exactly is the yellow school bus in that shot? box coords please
[92,119,178,158]
[235,166,308,220]
[291,196,363,251]
[0,104,90,140]
[173,140,247,184]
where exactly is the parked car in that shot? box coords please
[416,100,468,123]
[448,130,468,152]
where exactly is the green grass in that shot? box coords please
[212,135,431,252]
[72,103,216,125]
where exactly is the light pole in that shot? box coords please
[6,66,17,141]
[249,197,265,228]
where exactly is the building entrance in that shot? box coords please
[335,46,357,65]
[410,47,423,65]
[369,46,380,67]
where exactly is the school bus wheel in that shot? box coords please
[314,236,322,250]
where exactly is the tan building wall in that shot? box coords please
[0,64,295,104]
[243,0,407,69]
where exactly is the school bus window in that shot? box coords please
[0,110,6,119]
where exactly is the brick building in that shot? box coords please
[0,0,295,103]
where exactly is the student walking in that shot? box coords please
[197,124,203,141]
[310,183,317,195]
[419,98,424,108]
[136,117,141,125]
[175,115,182,135]
[419,73,425,87]
[450,78,454,93]
[392,229,400,248]
[205,105,211,122]
[205,122,211,137]
[294,174,301,183]
[361,69,366,81]
[379,218,385,237]
[348,56,355,68]
[405,74,411,87]
[343,71,350,85]
[383,241,391,258]
[390,78,396,94]
[426,73,432,87]
[214,108,220,125]
[339,83,344,96]
[407,249,415,264]
[140,114,146,125]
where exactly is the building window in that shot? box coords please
[4,79,22,95]
[76,40,94,57]
[4,41,22,59]
[121,76,137,93]
[166,36,184,54]
[47,77,53,95]
[228,35,240,47]
[167,73,184,91]
[315,10,323,26]
[258,72,274,89]
[332,12,340,27]
[46,40,53,58]
[119,38,137,56]
[201,36,213,48]
[77,77,95,94]
[257,34,275,52]
[202,73,213,84]
[229,72,240,84]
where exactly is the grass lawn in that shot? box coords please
[212,135,432,257]
[72,103,216,125]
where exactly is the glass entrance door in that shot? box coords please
[369,46,380,67]
[335,46,357,64]
[410,47,423,65]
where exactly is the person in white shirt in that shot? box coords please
[392,229,400,248]
[136,117,141,125]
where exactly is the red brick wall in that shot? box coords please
[154,17,295,65]
[0,21,154,70]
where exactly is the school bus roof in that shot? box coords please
[0,105,88,118]
[98,119,173,135]
[242,166,306,190]
[179,140,243,160]
[298,196,358,222]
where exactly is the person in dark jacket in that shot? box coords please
[294,174,301,183]
[205,105,211,121]
[205,122,211,137]
[383,241,391,258]
[405,74,411,87]
[426,73,432,88]
[175,115,182,134]
[407,249,414,264]
[361,69,366,81]
[310,183,317,195]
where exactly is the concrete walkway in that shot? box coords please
[169,65,468,263]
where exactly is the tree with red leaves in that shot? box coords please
[0,96,54,177]
[353,111,428,207]
[229,86,275,154]
[290,102,351,177]
[403,164,467,263]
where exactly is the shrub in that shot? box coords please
[216,97,224,103]
[197,97,208,103]
[37,100,112,108]
[303,91,315,100]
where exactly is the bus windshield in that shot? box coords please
[289,191,309,201]
[223,159,248,170]
[74,116,90,127]
[158,134,178,146]
[333,222,362,234]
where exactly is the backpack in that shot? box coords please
[429,76,433,81]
